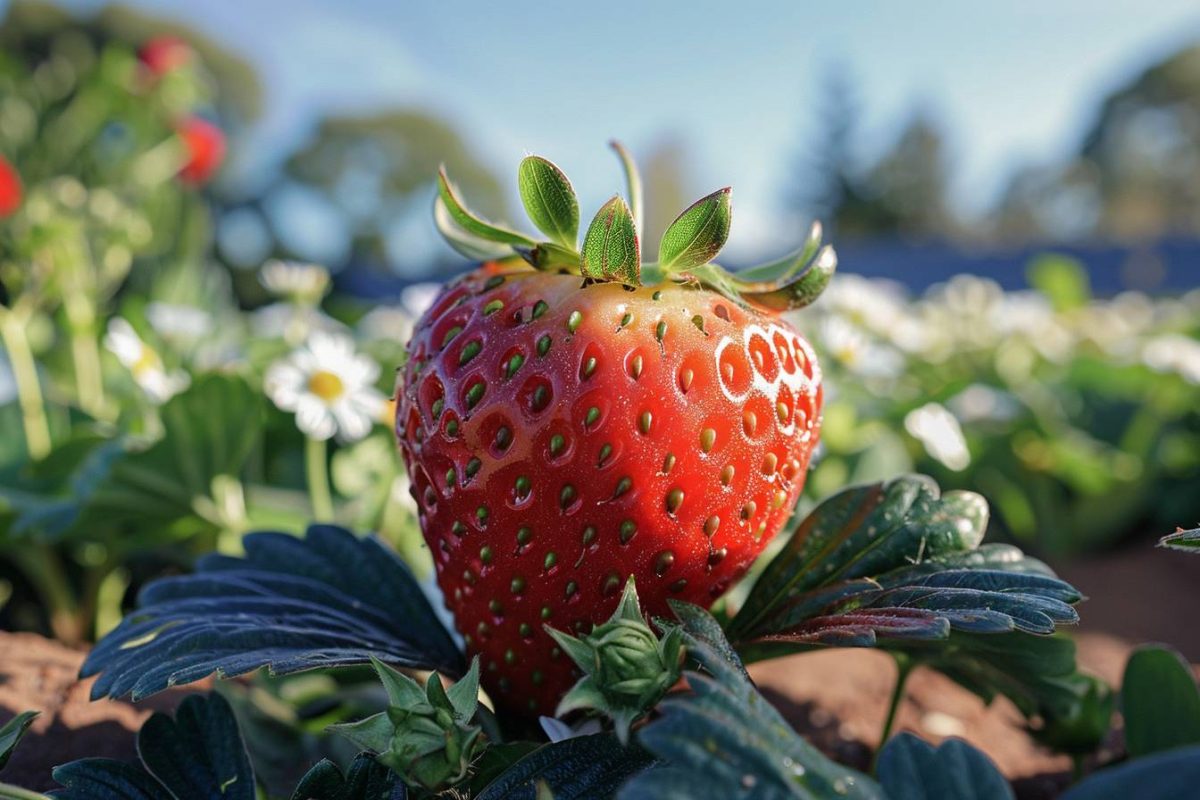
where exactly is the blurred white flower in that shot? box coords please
[904,402,971,471]
[259,259,331,303]
[146,302,212,341]
[0,351,16,405]
[358,306,416,344]
[1142,334,1200,384]
[251,302,345,344]
[947,384,1021,424]
[104,318,190,404]
[818,315,904,379]
[265,331,385,442]
[538,716,604,743]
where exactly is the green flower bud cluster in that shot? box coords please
[333,657,485,792]
[547,577,683,743]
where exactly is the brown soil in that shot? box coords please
[0,632,206,792]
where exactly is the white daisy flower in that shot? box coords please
[358,306,416,344]
[1142,334,1200,384]
[104,318,190,404]
[264,331,386,443]
[146,302,213,341]
[904,402,971,471]
[259,259,331,304]
[947,384,1021,424]
[818,315,905,379]
[251,302,346,345]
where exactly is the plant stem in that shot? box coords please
[12,544,81,645]
[872,653,914,773]
[305,436,334,522]
[63,291,107,420]
[0,311,52,460]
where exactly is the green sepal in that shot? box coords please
[581,195,640,285]
[544,577,682,745]
[434,196,514,260]
[438,166,536,247]
[518,156,580,250]
[334,711,395,754]
[658,187,732,272]
[610,140,644,233]
[1160,527,1200,553]
[516,241,582,272]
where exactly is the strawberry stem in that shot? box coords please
[305,435,334,522]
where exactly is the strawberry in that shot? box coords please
[139,36,193,77]
[395,145,833,716]
[176,117,225,186]
[0,155,21,218]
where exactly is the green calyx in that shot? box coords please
[545,577,683,744]
[434,143,836,312]
[331,657,486,792]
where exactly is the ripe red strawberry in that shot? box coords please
[396,146,834,716]
[176,117,225,186]
[0,155,22,218]
[139,36,193,77]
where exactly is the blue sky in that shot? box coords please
[34,1,1200,259]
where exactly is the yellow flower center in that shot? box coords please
[308,370,345,402]
[132,347,162,377]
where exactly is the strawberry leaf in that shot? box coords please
[1160,527,1200,553]
[657,188,731,272]
[518,156,580,250]
[288,754,406,800]
[1121,645,1200,758]
[727,475,1087,722]
[82,524,464,701]
[437,167,536,248]
[435,197,514,260]
[620,603,881,800]
[51,694,256,800]
[0,710,37,771]
[475,734,653,800]
[581,195,640,284]
[876,734,1013,800]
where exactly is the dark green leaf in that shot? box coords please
[476,735,653,800]
[1060,744,1200,800]
[698,221,835,311]
[51,694,254,800]
[518,156,579,249]
[82,524,463,701]
[876,734,1012,800]
[581,196,640,285]
[657,188,731,271]
[622,604,881,800]
[289,754,406,800]
[1122,645,1200,758]
[437,167,535,247]
[0,710,38,770]
[1160,527,1200,553]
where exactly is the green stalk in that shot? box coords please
[0,311,52,460]
[63,291,107,420]
[872,653,914,773]
[12,545,81,645]
[0,780,52,799]
[305,436,335,522]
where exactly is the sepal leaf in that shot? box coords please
[434,197,514,260]
[518,156,580,249]
[658,188,731,271]
[437,167,536,247]
[581,196,640,285]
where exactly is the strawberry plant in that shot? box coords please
[2,147,1176,799]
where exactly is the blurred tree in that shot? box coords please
[860,112,955,239]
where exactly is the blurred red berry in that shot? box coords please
[176,117,226,186]
[0,156,21,218]
[139,36,193,76]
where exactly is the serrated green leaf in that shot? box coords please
[518,156,579,249]
[1160,527,1200,553]
[581,196,640,284]
[1122,644,1200,758]
[658,188,731,271]
[435,196,514,260]
[622,603,881,800]
[438,167,536,248]
[476,734,652,800]
[331,712,395,755]
[446,657,481,718]
[0,710,38,770]
[288,754,402,800]
[371,657,427,709]
[876,734,1013,800]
